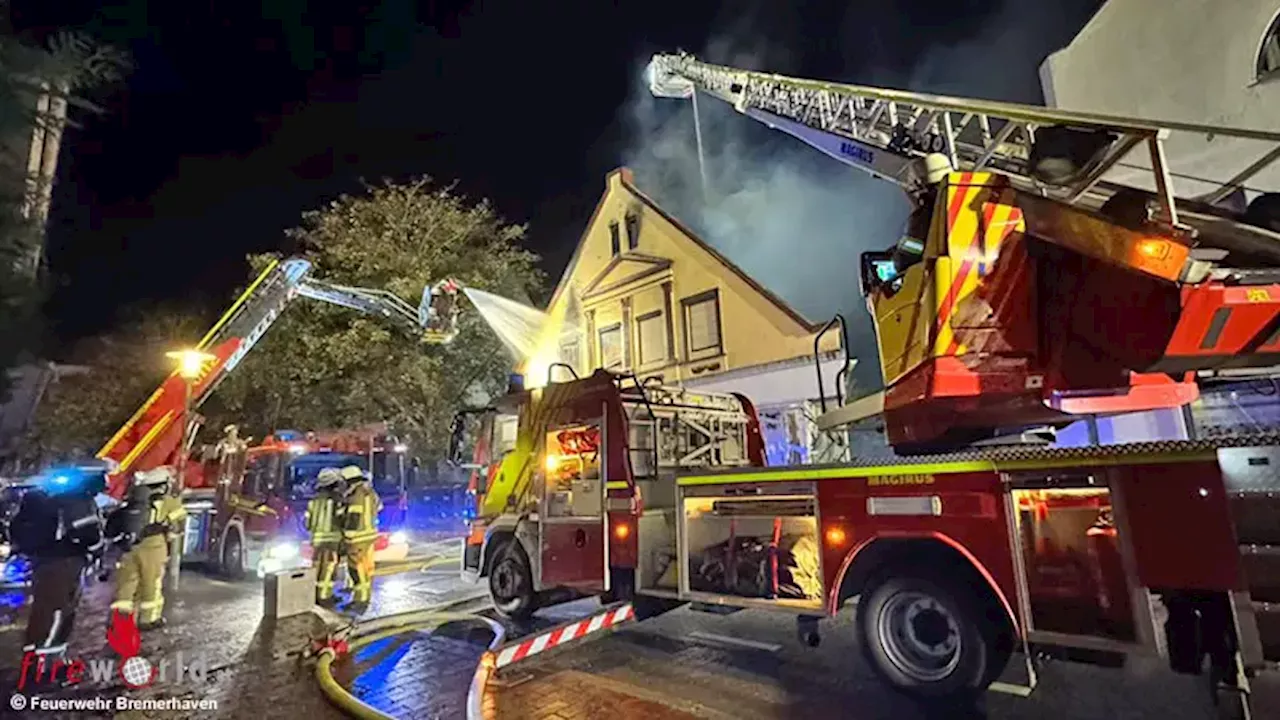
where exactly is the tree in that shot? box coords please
[22,305,206,465]
[207,178,544,459]
[0,18,130,399]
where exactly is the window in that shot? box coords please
[559,338,581,373]
[544,424,603,518]
[625,212,640,250]
[636,311,667,366]
[682,290,722,355]
[599,323,625,369]
[1260,13,1280,82]
[609,221,621,256]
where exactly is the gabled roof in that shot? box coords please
[546,167,824,332]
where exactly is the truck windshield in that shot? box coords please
[369,450,406,495]
[287,452,405,499]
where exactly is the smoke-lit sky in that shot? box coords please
[16,0,1104,380]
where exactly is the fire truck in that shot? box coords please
[453,370,767,616]
[94,256,460,570]
[458,54,1280,713]
[182,426,414,579]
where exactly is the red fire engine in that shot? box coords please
[91,257,458,576]
[182,426,413,578]
[456,53,1280,714]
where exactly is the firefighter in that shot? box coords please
[11,464,106,661]
[109,468,187,630]
[306,468,345,605]
[339,465,382,609]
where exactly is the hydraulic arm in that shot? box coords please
[648,52,1280,450]
[97,259,461,496]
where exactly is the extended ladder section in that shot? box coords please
[97,258,460,497]
[650,53,1280,447]
[647,52,1280,243]
[97,258,311,496]
[615,375,758,509]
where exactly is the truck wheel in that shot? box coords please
[489,540,536,620]
[221,531,245,580]
[858,572,995,701]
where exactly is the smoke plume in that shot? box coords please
[617,0,1103,393]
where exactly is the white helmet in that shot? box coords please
[923,153,953,185]
[316,468,343,488]
[135,461,175,484]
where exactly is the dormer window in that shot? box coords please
[624,212,640,250]
[1259,12,1280,83]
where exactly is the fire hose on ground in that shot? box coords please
[312,593,502,720]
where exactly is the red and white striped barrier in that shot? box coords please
[492,602,635,670]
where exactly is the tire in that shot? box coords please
[857,572,999,701]
[488,539,536,620]
[221,530,245,581]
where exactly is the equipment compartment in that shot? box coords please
[679,481,824,611]
[637,509,680,594]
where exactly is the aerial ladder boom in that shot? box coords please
[96,258,461,497]
[647,52,1280,232]
[648,52,1280,450]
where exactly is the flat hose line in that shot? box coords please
[314,593,502,720]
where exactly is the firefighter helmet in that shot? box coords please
[339,465,365,482]
[135,467,175,488]
[316,468,343,488]
[923,153,953,185]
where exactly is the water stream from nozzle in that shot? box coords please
[461,287,548,360]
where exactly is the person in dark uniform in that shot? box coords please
[11,463,106,661]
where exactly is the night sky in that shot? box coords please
[12,0,1104,353]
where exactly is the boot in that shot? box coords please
[139,617,166,632]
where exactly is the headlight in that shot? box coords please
[389,531,408,545]
[0,543,10,559]
[267,542,299,561]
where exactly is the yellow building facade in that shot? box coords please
[524,168,846,465]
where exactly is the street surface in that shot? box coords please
[484,603,1223,720]
[0,540,1227,720]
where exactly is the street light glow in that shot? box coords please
[166,349,217,380]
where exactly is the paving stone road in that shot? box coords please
[482,604,1229,720]
[0,539,487,720]
[0,548,1242,720]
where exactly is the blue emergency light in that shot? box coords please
[275,430,304,441]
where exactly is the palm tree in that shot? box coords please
[0,11,129,402]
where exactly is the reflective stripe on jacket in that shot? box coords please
[342,483,382,542]
[141,495,187,538]
[306,493,342,544]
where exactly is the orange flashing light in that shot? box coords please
[1137,239,1169,260]
[825,527,847,546]
[613,522,631,540]
[1127,237,1187,281]
[544,454,560,473]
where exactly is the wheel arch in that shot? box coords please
[828,532,1019,638]
[219,517,245,558]
[478,517,521,578]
